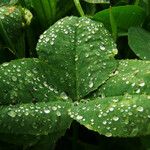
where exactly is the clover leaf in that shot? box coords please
[0,16,149,148]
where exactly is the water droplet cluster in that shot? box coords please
[95,60,150,97]
[69,94,150,137]
[0,58,69,105]
[37,16,118,100]
[0,100,71,135]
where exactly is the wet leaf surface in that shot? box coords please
[37,16,118,101]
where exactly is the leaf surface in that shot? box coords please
[93,5,146,35]
[37,16,118,101]
[69,94,150,137]
[128,27,150,60]
[0,58,72,145]
[94,60,150,97]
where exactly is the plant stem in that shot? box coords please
[72,121,78,150]
[74,0,85,16]
[109,6,117,42]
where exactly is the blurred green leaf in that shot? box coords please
[0,5,32,57]
[128,27,150,60]
[93,5,146,35]
[83,0,110,4]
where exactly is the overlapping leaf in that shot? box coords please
[93,60,150,97]
[0,58,72,145]
[93,5,146,35]
[37,16,118,101]
[128,27,150,60]
[70,59,150,137]
[69,94,150,137]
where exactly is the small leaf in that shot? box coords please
[94,60,150,97]
[37,16,118,101]
[83,0,110,4]
[93,5,146,35]
[69,94,150,137]
[128,27,150,60]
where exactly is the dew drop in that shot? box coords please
[52,106,57,111]
[8,111,16,118]
[102,121,107,125]
[76,115,83,120]
[100,45,105,51]
[60,92,68,100]
[105,132,112,137]
[2,63,9,67]
[89,80,94,88]
[136,106,144,112]
[135,89,140,94]
[112,116,119,121]
[139,82,145,87]
[44,109,50,114]
[56,111,61,117]
[12,76,17,81]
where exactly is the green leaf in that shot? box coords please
[37,16,118,101]
[128,27,150,60]
[69,94,150,137]
[83,0,110,4]
[0,58,68,105]
[0,101,71,135]
[0,58,72,146]
[109,7,117,41]
[0,0,18,6]
[93,5,146,35]
[94,60,150,97]
[0,5,32,57]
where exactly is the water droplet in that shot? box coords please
[85,53,89,58]
[139,82,145,87]
[76,115,83,120]
[105,132,112,137]
[136,106,144,112]
[44,109,50,114]
[100,45,105,51]
[60,92,68,100]
[52,106,57,111]
[135,89,140,94]
[12,76,17,81]
[26,70,32,76]
[103,121,107,125]
[112,116,119,121]
[2,63,9,67]
[89,80,93,88]
[56,111,61,117]
[8,111,16,118]
[112,49,118,55]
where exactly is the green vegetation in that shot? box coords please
[0,0,150,150]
